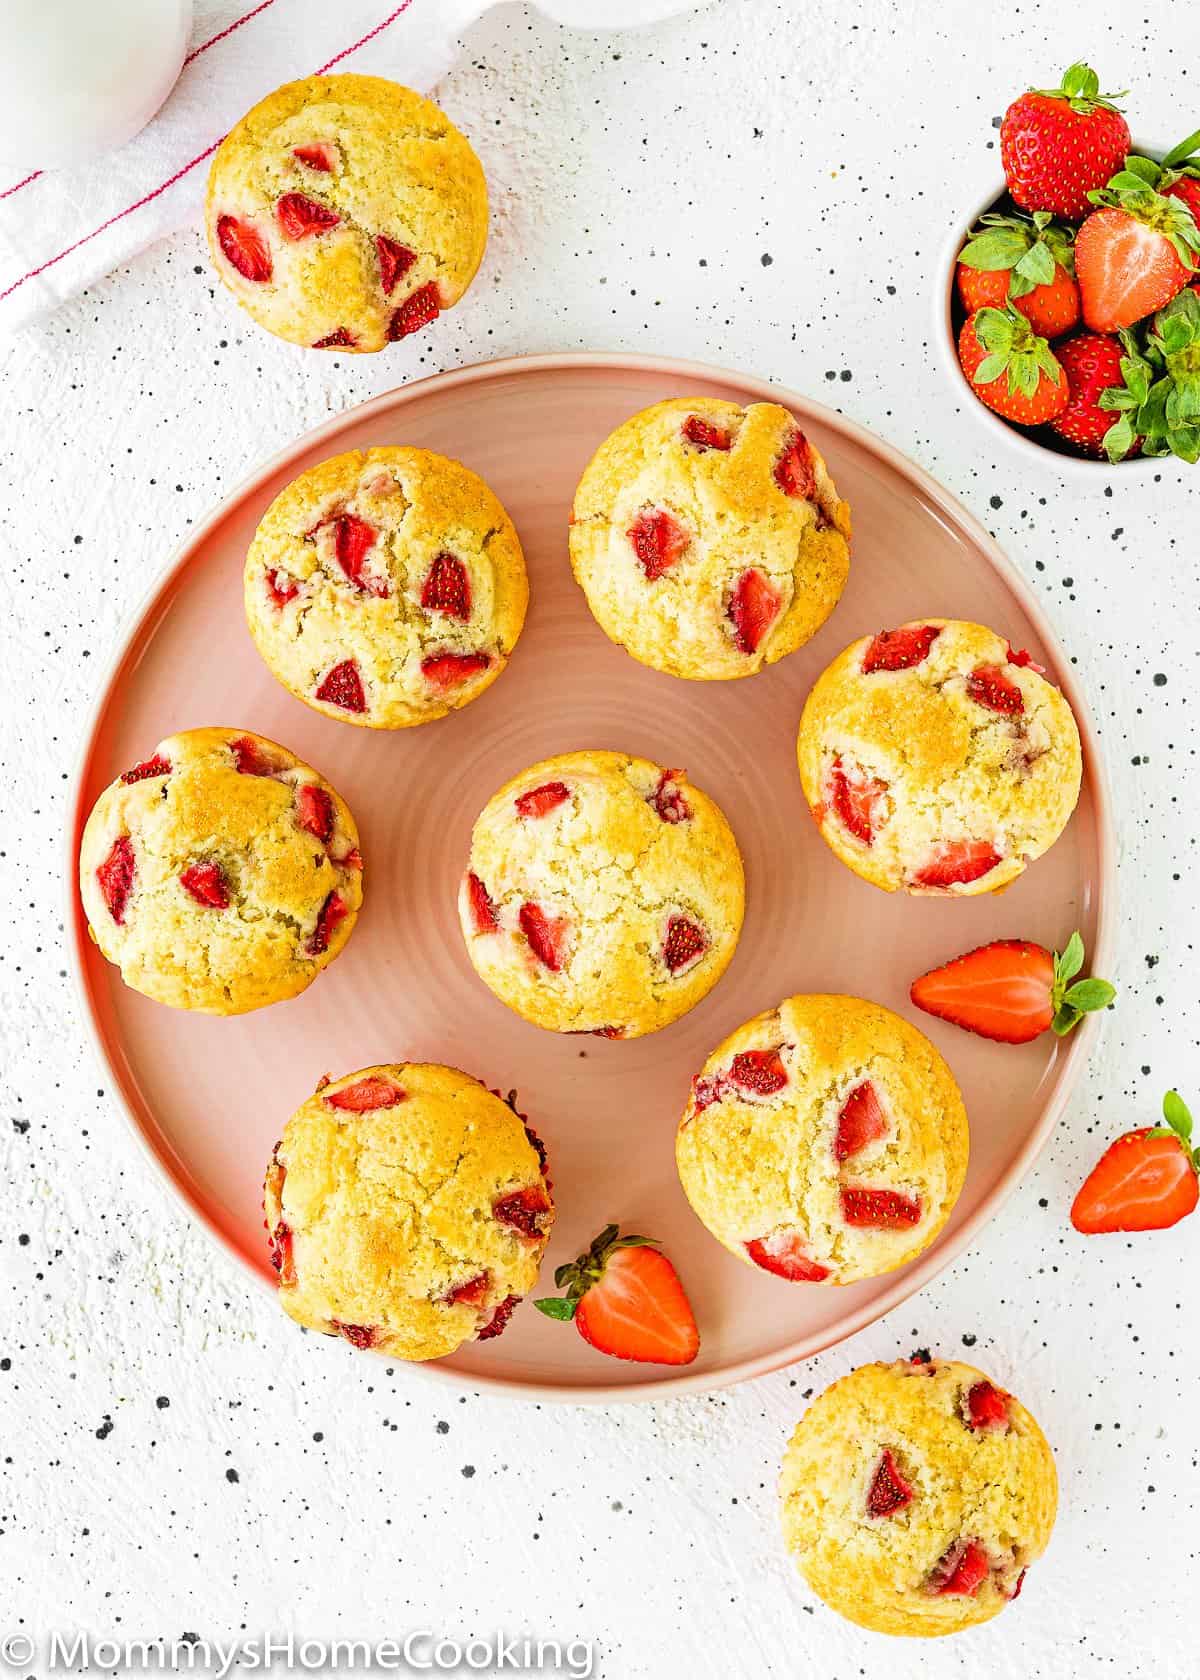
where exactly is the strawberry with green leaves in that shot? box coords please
[911,931,1114,1044]
[1072,1091,1199,1234]
[1122,288,1200,463]
[535,1224,699,1365]
[1000,63,1130,221]
[1075,162,1200,333]
[957,306,1069,425]
[1050,331,1148,460]
[956,211,1079,338]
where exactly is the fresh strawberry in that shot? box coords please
[663,914,707,974]
[492,1184,554,1239]
[376,235,416,295]
[230,735,276,775]
[216,214,272,282]
[315,660,366,714]
[841,1187,922,1227]
[324,1076,406,1111]
[729,1048,788,1095]
[911,840,1003,890]
[1124,288,1200,464]
[1075,177,1199,332]
[966,663,1025,714]
[627,507,689,580]
[180,860,230,909]
[295,783,333,843]
[96,834,135,924]
[828,756,889,845]
[744,1229,830,1282]
[120,753,171,785]
[329,514,387,597]
[1072,1090,1198,1233]
[929,1540,990,1597]
[276,192,340,240]
[681,415,731,451]
[519,902,569,971]
[965,1380,1009,1432]
[956,210,1079,338]
[862,623,940,673]
[867,1449,914,1518]
[835,1081,889,1160]
[312,328,356,350]
[464,872,499,935]
[958,308,1069,425]
[536,1224,699,1366]
[306,890,348,956]
[420,651,490,689]
[1000,63,1130,220]
[1048,331,1142,458]
[649,768,691,824]
[420,552,471,619]
[727,567,782,654]
[912,931,1115,1044]
[387,281,440,339]
[773,431,816,499]
[515,781,569,819]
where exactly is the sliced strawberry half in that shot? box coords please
[266,568,301,606]
[774,431,816,499]
[376,235,417,295]
[912,840,1003,890]
[965,1380,1010,1432]
[324,1076,405,1111]
[313,328,356,349]
[330,514,387,597]
[862,624,941,673]
[681,415,731,451]
[464,872,499,935]
[293,143,334,172]
[840,1186,922,1227]
[835,1081,889,1160]
[230,735,276,776]
[306,890,348,956]
[276,192,340,240]
[745,1228,830,1282]
[867,1448,914,1518]
[97,834,135,924]
[493,1184,554,1239]
[627,507,689,580]
[180,861,230,909]
[519,902,569,971]
[663,914,708,974]
[828,756,889,845]
[315,660,367,714]
[295,783,333,843]
[120,753,171,785]
[909,937,1117,1045]
[649,768,691,823]
[1071,1092,1199,1233]
[217,215,272,282]
[420,552,471,620]
[966,663,1025,715]
[727,567,782,654]
[515,781,569,819]
[536,1225,699,1366]
[929,1540,990,1597]
[388,281,441,339]
[729,1048,788,1095]
[420,651,491,690]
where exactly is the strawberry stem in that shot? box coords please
[1031,61,1126,114]
[534,1224,660,1319]
[1050,932,1116,1036]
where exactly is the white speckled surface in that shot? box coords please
[1,1,1196,1673]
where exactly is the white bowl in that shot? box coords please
[935,141,1180,478]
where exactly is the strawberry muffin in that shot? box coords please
[245,446,527,728]
[797,619,1082,895]
[676,995,967,1285]
[568,398,851,680]
[459,751,744,1038]
[780,1357,1058,1636]
[264,1065,554,1359]
[79,728,362,1014]
[205,75,486,351]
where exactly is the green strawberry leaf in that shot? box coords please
[1103,411,1137,462]
[1055,931,1085,985]
[1014,241,1057,289]
[1049,935,1115,1034]
[1163,129,1200,169]
[1163,1089,1193,1141]
[534,1297,578,1321]
[1064,978,1117,1013]
[959,228,1029,271]
[972,353,1007,385]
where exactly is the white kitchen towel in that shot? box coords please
[0,0,702,334]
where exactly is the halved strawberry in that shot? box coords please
[312,328,356,349]
[911,840,1002,890]
[862,623,941,673]
[729,1048,788,1095]
[519,902,569,971]
[966,663,1025,714]
[293,143,334,173]
[867,1448,914,1518]
[306,890,348,956]
[376,235,417,295]
[217,215,272,282]
[315,660,367,714]
[493,1184,554,1239]
[420,552,471,620]
[828,756,889,845]
[649,768,691,824]
[97,834,135,924]
[663,914,707,974]
[681,415,731,451]
[744,1228,830,1282]
[965,1380,1010,1432]
[774,431,816,499]
[1076,187,1199,333]
[180,861,230,909]
[515,781,569,819]
[727,568,782,654]
[627,507,689,580]
[230,735,276,775]
[388,281,440,339]
[910,932,1114,1044]
[840,1186,922,1227]
[929,1540,990,1597]
[464,872,499,935]
[266,568,301,606]
[120,753,171,785]
[835,1081,889,1160]
[332,1322,378,1349]
[324,1076,405,1112]
[420,651,491,689]
[295,784,333,843]
[1072,1091,1198,1233]
[536,1224,699,1365]
[276,192,340,240]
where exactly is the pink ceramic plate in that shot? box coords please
[68,353,1115,1401]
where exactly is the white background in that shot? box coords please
[1,2,1197,1676]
